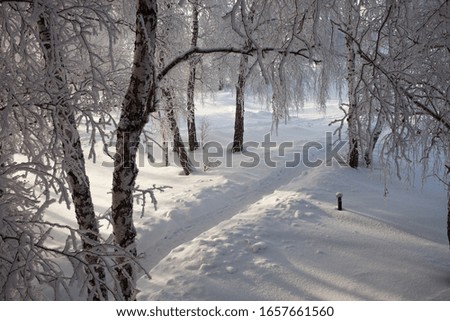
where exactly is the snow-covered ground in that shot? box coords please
[48,91,450,300]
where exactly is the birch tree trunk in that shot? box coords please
[187,0,200,151]
[37,13,107,300]
[164,88,193,175]
[345,7,359,169]
[232,53,249,153]
[111,0,157,300]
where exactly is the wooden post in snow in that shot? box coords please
[336,192,343,211]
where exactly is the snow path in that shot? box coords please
[135,93,333,272]
[138,149,309,270]
[138,164,450,300]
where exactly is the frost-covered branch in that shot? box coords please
[157,46,318,81]
[134,184,173,218]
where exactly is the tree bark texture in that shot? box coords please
[345,10,359,169]
[164,88,193,175]
[187,0,200,151]
[232,53,249,153]
[111,0,157,301]
[37,13,107,300]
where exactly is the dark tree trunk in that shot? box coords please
[232,53,248,153]
[187,63,199,151]
[187,0,200,151]
[348,135,359,168]
[164,88,193,175]
[37,13,107,300]
[163,141,169,167]
[111,0,158,301]
[232,3,255,153]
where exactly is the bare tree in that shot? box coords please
[111,0,158,300]
[227,0,320,151]
[36,7,108,300]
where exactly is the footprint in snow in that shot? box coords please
[251,241,267,253]
[199,263,216,273]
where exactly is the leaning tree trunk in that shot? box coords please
[111,0,158,301]
[164,88,193,175]
[186,0,200,151]
[158,34,192,175]
[345,9,359,169]
[232,53,249,153]
[37,13,107,300]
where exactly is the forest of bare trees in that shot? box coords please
[0,0,448,300]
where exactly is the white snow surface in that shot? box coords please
[48,92,450,300]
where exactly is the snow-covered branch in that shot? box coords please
[157,46,318,81]
[134,184,173,217]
